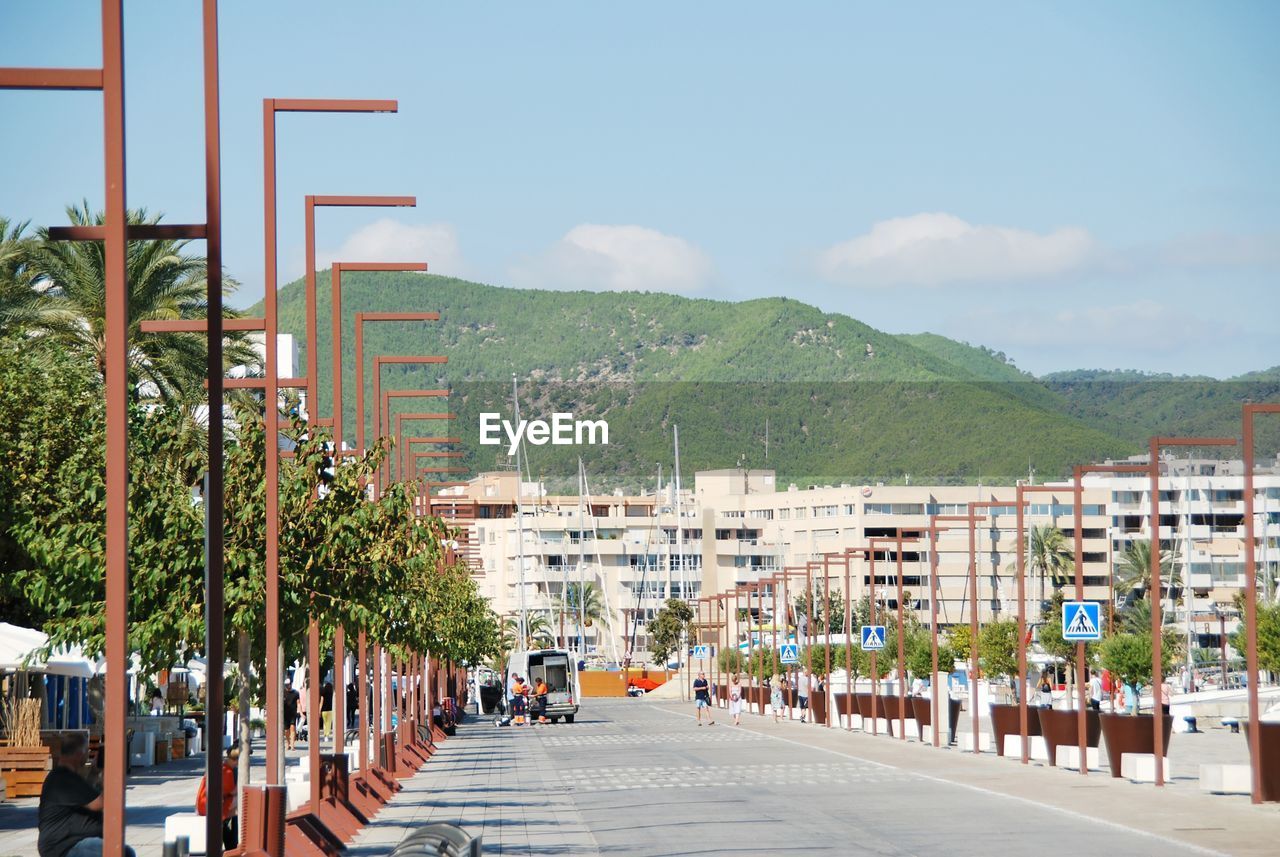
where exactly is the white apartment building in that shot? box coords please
[432,469,1118,663]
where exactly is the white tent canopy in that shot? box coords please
[0,622,95,679]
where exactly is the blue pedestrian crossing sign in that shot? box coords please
[779,643,800,664]
[860,625,887,651]
[692,644,711,660]
[1062,601,1102,641]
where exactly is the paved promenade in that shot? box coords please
[4,699,1277,855]
[355,697,1277,856]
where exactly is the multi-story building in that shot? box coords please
[431,469,1116,663]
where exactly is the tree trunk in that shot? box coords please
[237,629,251,847]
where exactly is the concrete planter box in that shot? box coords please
[1037,707,1100,767]
[1099,712,1172,779]
[1247,721,1280,802]
[990,703,1039,756]
[914,696,963,744]
[854,694,894,736]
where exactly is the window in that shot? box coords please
[925,502,968,515]
[814,528,839,539]
[843,504,856,515]
[794,507,808,519]
[723,510,745,519]
[749,508,774,520]
[813,505,839,518]
[778,508,792,520]
[865,503,891,515]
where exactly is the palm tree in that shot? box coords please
[25,202,255,402]
[555,582,609,629]
[501,613,554,652]
[0,217,38,336]
[1027,524,1074,602]
[1114,539,1179,600]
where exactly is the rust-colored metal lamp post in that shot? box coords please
[1243,403,1280,803]
[1,5,230,852]
[1147,436,1236,787]
[931,510,987,754]
[870,534,921,739]
[262,98,398,800]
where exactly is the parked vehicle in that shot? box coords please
[505,649,580,723]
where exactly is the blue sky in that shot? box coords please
[2,1,1277,377]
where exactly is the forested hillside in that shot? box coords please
[259,273,1276,490]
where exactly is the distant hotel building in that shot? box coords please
[427,455,1280,664]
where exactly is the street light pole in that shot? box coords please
[1148,436,1236,787]
[1242,403,1280,804]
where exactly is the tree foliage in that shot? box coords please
[648,598,693,665]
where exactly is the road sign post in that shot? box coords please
[861,625,886,651]
[1062,602,1102,642]
[780,643,800,664]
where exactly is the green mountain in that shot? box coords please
[256,273,1274,491]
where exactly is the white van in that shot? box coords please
[506,649,581,723]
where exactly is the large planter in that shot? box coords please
[1246,721,1280,802]
[1099,712,1173,779]
[912,696,958,743]
[834,693,856,727]
[990,703,1041,757]
[854,694,894,737]
[1036,707,1100,767]
[809,691,828,725]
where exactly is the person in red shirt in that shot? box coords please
[197,745,240,849]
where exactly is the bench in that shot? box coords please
[391,823,481,857]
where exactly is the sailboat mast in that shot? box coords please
[513,374,528,648]
[578,458,587,657]
[674,425,684,605]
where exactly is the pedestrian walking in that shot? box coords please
[728,674,744,725]
[1037,672,1053,708]
[283,679,300,751]
[693,671,715,725]
[1089,671,1103,712]
[770,675,784,723]
[346,681,358,730]
[320,680,334,744]
[797,669,811,723]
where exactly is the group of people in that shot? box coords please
[506,674,550,725]
[694,668,825,727]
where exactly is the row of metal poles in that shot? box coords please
[0,3,467,854]
[694,430,1278,805]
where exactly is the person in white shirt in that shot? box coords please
[797,670,811,724]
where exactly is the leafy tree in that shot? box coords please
[717,646,746,675]
[904,626,951,678]
[978,618,1019,681]
[1099,631,1175,708]
[792,584,847,635]
[648,598,693,665]
[1230,599,1280,675]
[945,624,972,663]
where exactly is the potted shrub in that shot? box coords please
[1098,630,1175,778]
[831,643,866,728]
[854,644,897,736]
[978,618,1041,756]
[904,627,958,743]
[1035,596,1102,765]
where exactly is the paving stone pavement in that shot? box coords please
[347,697,1277,856]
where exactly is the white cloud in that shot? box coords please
[817,212,1097,287]
[316,219,464,275]
[964,300,1236,352]
[511,224,714,293]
